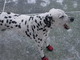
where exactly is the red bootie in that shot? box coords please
[46,45,54,51]
[42,56,49,60]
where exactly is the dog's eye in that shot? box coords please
[59,15,64,19]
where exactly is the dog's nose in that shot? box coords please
[70,17,74,22]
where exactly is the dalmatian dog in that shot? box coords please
[0,8,74,60]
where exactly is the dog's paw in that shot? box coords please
[42,56,49,60]
[46,45,54,51]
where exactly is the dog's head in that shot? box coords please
[47,8,74,30]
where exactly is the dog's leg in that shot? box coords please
[36,40,49,60]
[45,37,54,51]
[44,32,54,51]
[44,37,50,47]
[36,43,44,57]
[34,33,49,60]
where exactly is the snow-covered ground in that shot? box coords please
[0,12,80,60]
[0,0,80,60]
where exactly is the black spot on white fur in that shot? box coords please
[12,21,17,24]
[7,12,11,14]
[25,21,27,25]
[37,16,42,20]
[29,16,34,21]
[44,15,53,28]
[21,20,24,22]
[8,16,11,18]
[15,25,21,28]
[25,31,31,39]
[0,20,4,23]
[4,16,8,18]
[35,19,37,23]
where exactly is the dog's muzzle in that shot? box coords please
[63,24,69,30]
[63,17,74,30]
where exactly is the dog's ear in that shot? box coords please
[44,15,52,27]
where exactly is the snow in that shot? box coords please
[40,0,50,7]
[63,4,67,10]
[27,0,36,4]
[12,0,17,2]
[67,29,72,32]
[6,0,18,4]
[73,1,78,8]
[6,0,11,3]
[68,46,80,59]
[0,0,80,60]
[56,0,63,5]
[26,51,29,53]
